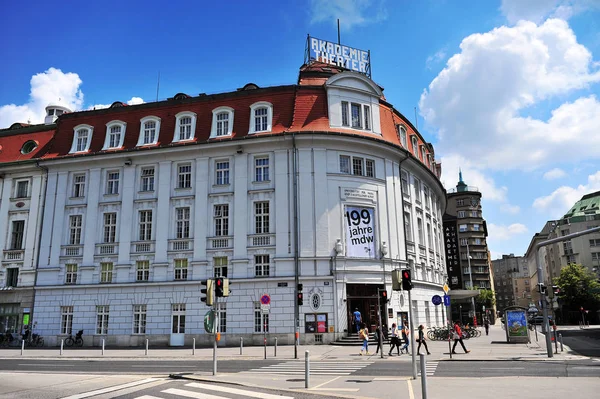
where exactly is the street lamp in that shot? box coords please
[467,243,476,324]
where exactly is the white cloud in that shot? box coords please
[487,223,529,241]
[501,0,600,25]
[533,170,600,217]
[88,97,145,111]
[543,168,567,180]
[426,49,447,70]
[420,19,600,172]
[500,204,521,214]
[0,68,83,128]
[440,154,508,202]
[309,0,387,30]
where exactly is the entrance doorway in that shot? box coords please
[346,284,383,333]
[170,303,186,346]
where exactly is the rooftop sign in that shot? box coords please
[305,35,371,78]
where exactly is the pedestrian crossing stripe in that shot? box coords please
[135,382,296,399]
[417,361,439,376]
[241,360,373,375]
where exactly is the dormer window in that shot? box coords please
[210,107,234,138]
[70,124,93,153]
[137,116,161,146]
[398,125,407,148]
[340,101,371,130]
[421,145,427,162]
[103,120,126,150]
[249,102,273,134]
[173,111,197,142]
[411,136,418,158]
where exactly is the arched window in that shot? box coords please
[137,116,161,146]
[103,120,126,150]
[398,125,408,148]
[210,107,234,138]
[70,124,94,153]
[173,111,197,142]
[21,140,38,154]
[249,102,273,134]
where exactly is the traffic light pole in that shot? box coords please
[213,295,218,375]
[408,289,417,379]
[377,288,384,359]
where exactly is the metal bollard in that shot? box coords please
[193,338,196,355]
[240,337,243,355]
[305,350,310,389]
[21,340,24,356]
[102,339,105,356]
[145,339,148,356]
[420,353,428,399]
[60,339,64,356]
[274,337,277,357]
[559,333,564,352]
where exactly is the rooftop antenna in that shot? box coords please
[337,19,341,44]
[156,71,160,102]
[414,107,419,130]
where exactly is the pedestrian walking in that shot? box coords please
[484,318,490,336]
[388,323,400,356]
[452,321,470,354]
[374,324,383,354]
[416,325,431,355]
[352,308,362,333]
[359,323,370,356]
[401,324,410,354]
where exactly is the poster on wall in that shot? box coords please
[506,310,527,337]
[443,217,463,290]
[345,206,376,258]
[317,314,328,333]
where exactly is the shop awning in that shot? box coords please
[447,289,480,300]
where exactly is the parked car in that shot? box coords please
[528,315,552,325]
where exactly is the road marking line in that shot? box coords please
[133,365,197,368]
[310,388,360,392]
[310,376,339,390]
[59,378,159,399]
[407,379,415,399]
[481,368,525,370]
[163,388,229,399]
[186,382,295,399]
[19,364,75,367]
[133,396,162,399]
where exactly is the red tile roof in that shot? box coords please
[0,125,55,163]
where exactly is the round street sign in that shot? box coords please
[261,294,271,305]
[432,295,442,306]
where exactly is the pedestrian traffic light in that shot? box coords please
[402,269,413,291]
[297,292,303,306]
[215,277,224,297]
[552,285,560,296]
[538,283,547,295]
[380,290,389,303]
[201,279,214,306]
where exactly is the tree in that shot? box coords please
[553,263,600,311]
[475,287,496,310]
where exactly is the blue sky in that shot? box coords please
[1,0,600,259]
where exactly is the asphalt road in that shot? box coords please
[558,327,600,357]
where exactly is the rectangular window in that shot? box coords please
[339,155,351,174]
[398,126,408,148]
[474,238,482,245]
[143,121,156,144]
[177,164,192,189]
[214,204,229,236]
[106,171,120,195]
[174,258,188,280]
[103,213,117,243]
[471,211,478,217]
[61,306,73,335]
[72,174,86,197]
[136,260,150,281]
[365,159,375,178]
[10,220,25,249]
[65,264,77,284]
[566,254,576,264]
[109,125,121,147]
[590,239,600,247]
[364,105,371,130]
[351,103,362,128]
[404,211,413,242]
[460,238,468,246]
[459,224,468,232]
[456,199,464,206]
[255,201,270,234]
[341,101,349,127]
[214,256,228,278]
[216,112,229,136]
[592,252,600,261]
[417,216,424,243]
[96,305,109,335]
[175,207,190,239]
[255,254,270,277]
[172,304,186,334]
[133,304,147,334]
[413,178,422,202]
[217,303,227,333]
[255,157,269,182]
[140,167,155,192]
[215,160,230,185]
[15,180,29,198]
[76,130,88,152]
[179,117,192,140]
[421,146,427,162]
[254,107,268,132]
[411,137,418,157]
[427,222,432,247]
[458,211,466,218]
[473,224,480,231]
[6,268,18,287]
[561,229,570,236]
[423,186,430,208]
[69,215,82,245]
[401,171,410,196]
[352,157,364,176]
[100,262,113,283]
[254,302,269,333]
[139,210,152,241]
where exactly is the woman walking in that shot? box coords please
[452,321,470,354]
[416,325,431,355]
[388,323,400,356]
[359,323,370,356]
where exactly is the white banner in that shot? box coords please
[345,206,376,258]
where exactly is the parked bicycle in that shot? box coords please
[23,329,44,347]
[0,331,21,348]
[64,330,84,347]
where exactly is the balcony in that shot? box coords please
[96,244,118,255]
[131,241,155,254]
[3,250,24,262]
[248,234,275,247]
[208,236,233,250]
[62,246,82,257]
[169,239,192,252]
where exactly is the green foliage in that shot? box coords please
[475,287,496,308]
[553,263,600,311]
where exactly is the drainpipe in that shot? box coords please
[292,132,300,359]
[31,161,49,330]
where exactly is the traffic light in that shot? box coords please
[297,292,303,306]
[201,279,214,306]
[538,283,547,295]
[552,285,560,296]
[402,269,413,291]
[215,277,224,297]
[380,290,389,303]
[222,278,230,297]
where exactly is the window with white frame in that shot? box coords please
[404,211,413,242]
[138,116,161,146]
[401,171,410,196]
[474,238,482,245]
[136,260,150,281]
[103,213,117,243]
[174,258,188,280]
[471,211,478,217]
[459,224,467,232]
[423,186,430,208]
[352,157,364,176]
[15,180,29,198]
[458,211,466,218]
[254,302,269,333]
[172,304,186,333]
[100,262,113,283]
[339,155,351,174]
[72,174,86,197]
[420,145,427,162]
[411,136,418,157]
[177,164,192,189]
[473,224,480,231]
[417,213,424,243]
[255,156,269,182]
[214,204,229,236]
[398,125,408,148]
[592,252,600,261]
[70,125,93,153]
[10,220,25,249]
[427,222,432,247]
[590,239,600,247]
[456,199,464,206]
[140,167,155,192]
[255,254,270,277]
[69,215,82,245]
[139,210,152,241]
[213,256,228,278]
[339,154,375,177]
[172,208,189,241]
[96,305,109,334]
[6,268,18,288]
[211,107,234,137]
[61,306,73,335]
[413,177,422,202]
[434,226,439,252]
[249,102,272,134]
[105,171,120,195]
[215,160,230,185]
[103,121,126,149]
[65,264,77,284]
[255,202,270,234]
[133,304,146,334]
[365,159,375,178]
[341,102,372,130]
[460,238,468,246]
[174,112,196,142]
[341,101,350,126]
[217,303,227,333]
